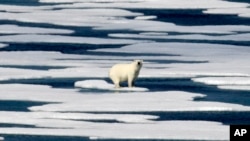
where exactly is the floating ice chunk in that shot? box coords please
[109,33,250,42]
[192,77,250,85]
[0,25,73,34]
[204,7,250,18]
[75,80,149,92]
[134,16,157,20]
[0,120,228,140]
[0,111,158,125]
[139,32,168,36]
[0,34,148,44]
[0,137,3,141]
[218,85,250,91]
[40,0,249,9]
[0,43,7,48]
[192,77,250,91]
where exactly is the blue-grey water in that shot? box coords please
[0,0,250,141]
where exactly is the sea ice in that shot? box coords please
[0,24,73,34]
[0,43,7,48]
[192,77,250,85]
[218,85,250,91]
[204,7,250,18]
[0,34,149,44]
[109,33,250,42]
[75,80,149,91]
[192,77,250,91]
[0,121,228,140]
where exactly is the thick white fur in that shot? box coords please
[109,60,143,88]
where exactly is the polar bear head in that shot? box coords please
[132,60,143,70]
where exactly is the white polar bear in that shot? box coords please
[109,60,143,88]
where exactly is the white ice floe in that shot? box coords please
[192,77,250,86]
[192,77,250,91]
[1,84,250,113]
[0,120,228,140]
[41,0,249,10]
[0,83,247,140]
[0,25,73,35]
[109,33,250,42]
[75,80,148,91]
[0,137,3,141]
[0,111,158,124]
[0,7,142,27]
[92,42,250,78]
[95,19,250,34]
[1,3,249,34]
[0,43,7,48]
[0,83,234,141]
[0,34,149,44]
[204,7,250,18]
[0,67,49,81]
[134,15,157,20]
[218,85,250,91]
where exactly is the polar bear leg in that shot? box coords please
[114,82,120,88]
[113,79,120,88]
[128,76,133,87]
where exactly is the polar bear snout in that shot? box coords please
[135,60,143,67]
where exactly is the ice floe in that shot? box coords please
[0,7,142,27]
[0,0,249,140]
[218,85,250,91]
[193,77,250,91]
[40,0,249,10]
[95,19,250,34]
[0,24,73,35]
[75,80,149,91]
[193,77,250,86]
[0,83,241,140]
[1,84,250,113]
[0,120,228,140]
[109,33,250,42]
[0,111,158,124]
[0,34,149,44]
[92,42,250,78]
[204,7,250,18]
[0,43,7,48]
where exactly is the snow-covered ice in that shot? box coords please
[0,83,243,140]
[75,80,149,91]
[0,120,228,140]
[192,77,250,91]
[0,25,73,35]
[0,0,250,140]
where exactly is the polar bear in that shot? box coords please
[109,60,143,88]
